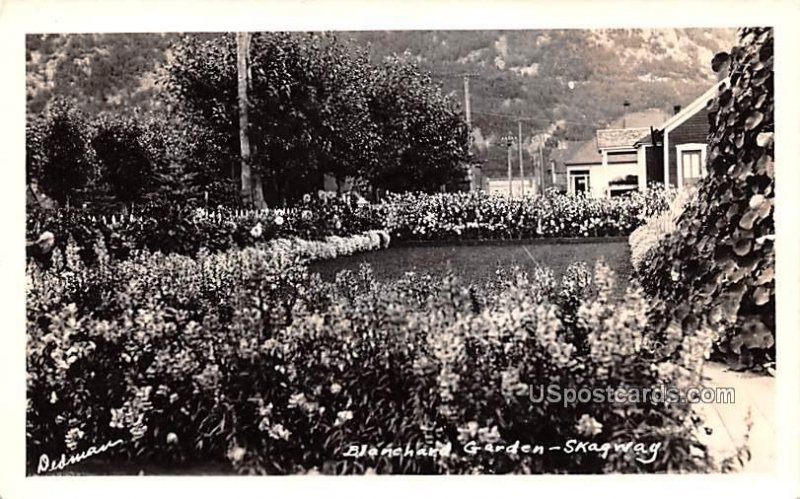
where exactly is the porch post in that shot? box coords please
[601,150,609,197]
[637,146,647,192]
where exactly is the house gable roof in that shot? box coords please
[564,139,602,166]
[661,78,729,134]
[564,108,671,166]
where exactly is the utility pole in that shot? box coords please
[539,145,545,194]
[430,72,482,191]
[507,142,513,197]
[518,120,524,196]
[501,133,514,197]
[236,32,253,207]
[463,76,472,130]
[463,76,473,190]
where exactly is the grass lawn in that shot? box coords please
[309,241,633,290]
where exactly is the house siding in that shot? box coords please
[607,151,637,163]
[667,108,713,186]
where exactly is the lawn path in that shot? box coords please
[695,362,776,472]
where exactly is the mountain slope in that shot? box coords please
[26,28,738,176]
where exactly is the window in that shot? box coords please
[676,143,707,188]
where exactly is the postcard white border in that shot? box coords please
[1,1,798,498]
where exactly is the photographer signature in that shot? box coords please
[37,438,125,474]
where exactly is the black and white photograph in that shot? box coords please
[2,0,799,497]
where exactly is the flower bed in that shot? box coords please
[28,187,674,266]
[382,188,672,241]
[26,190,384,262]
[264,230,390,261]
[27,232,720,474]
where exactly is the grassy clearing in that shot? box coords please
[309,241,633,289]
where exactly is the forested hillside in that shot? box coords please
[26,28,736,176]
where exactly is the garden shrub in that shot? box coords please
[27,236,717,474]
[91,115,161,203]
[637,28,774,369]
[27,99,95,205]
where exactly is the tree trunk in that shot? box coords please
[252,173,266,209]
[236,32,253,207]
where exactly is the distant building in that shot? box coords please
[639,79,726,189]
[560,80,725,197]
[563,108,671,197]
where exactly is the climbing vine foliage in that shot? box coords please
[640,27,774,369]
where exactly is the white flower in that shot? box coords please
[288,392,316,412]
[166,432,179,444]
[65,427,85,451]
[457,421,480,442]
[250,223,263,238]
[274,215,284,226]
[227,445,246,463]
[303,193,312,203]
[335,410,354,426]
[289,393,307,408]
[655,361,676,380]
[268,423,291,441]
[477,425,501,444]
[576,414,603,436]
[330,382,342,395]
